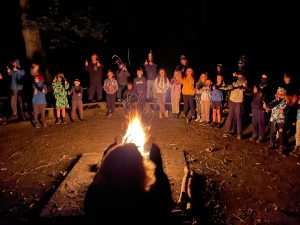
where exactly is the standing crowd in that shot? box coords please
[0,52,299,156]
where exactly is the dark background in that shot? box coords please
[0,0,299,86]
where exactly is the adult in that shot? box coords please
[84,143,174,225]
[7,59,25,120]
[85,54,104,102]
[115,62,130,101]
[175,54,188,76]
[144,51,158,101]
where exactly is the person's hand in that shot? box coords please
[144,60,148,65]
[85,60,88,67]
[96,61,101,67]
[7,66,11,73]
[0,73,2,79]
[242,81,247,87]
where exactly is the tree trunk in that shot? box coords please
[20,0,51,83]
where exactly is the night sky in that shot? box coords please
[0,0,299,83]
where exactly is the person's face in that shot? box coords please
[107,71,114,78]
[34,77,39,83]
[217,75,223,83]
[217,66,221,72]
[137,70,143,77]
[58,76,62,82]
[181,59,187,66]
[127,84,133,90]
[284,77,291,84]
[186,68,193,76]
[91,54,98,63]
[159,69,165,77]
[74,81,80,86]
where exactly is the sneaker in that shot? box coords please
[159,113,163,119]
[249,136,258,142]
[55,119,61,124]
[256,137,263,143]
[223,132,231,138]
[61,118,67,124]
[236,134,242,140]
[164,111,169,118]
[195,117,201,122]
[291,146,300,154]
[278,145,285,154]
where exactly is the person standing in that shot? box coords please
[116,63,130,101]
[154,69,170,118]
[144,51,158,101]
[7,59,26,120]
[85,54,104,102]
[32,75,47,128]
[103,70,118,117]
[69,78,84,122]
[176,55,188,76]
[134,68,147,117]
[170,70,182,119]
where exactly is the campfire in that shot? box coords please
[122,113,149,157]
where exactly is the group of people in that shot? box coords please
[0,52,300,156]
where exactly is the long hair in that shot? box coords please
[156,68,168,84]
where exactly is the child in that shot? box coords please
[194,72,208,122]
[103,70,118,117]
[154,68,170,119]
[211,75,224,128]
[200,79,212,125]
[122,82,138,115]
[178,68,195,122]
[32,75,47,128]
[266,87,288,153]
[69,78,84,122]
[52,73,69,124]
[170,70,182,119]
[133,68,147,117]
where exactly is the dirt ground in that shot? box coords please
[0,107,300,225]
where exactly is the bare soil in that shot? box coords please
[0,107,300,225]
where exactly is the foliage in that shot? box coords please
[29,0,109,51]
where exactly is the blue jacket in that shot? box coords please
[32,82,47,105]
[8,69,25,91]
[211,88,223,102]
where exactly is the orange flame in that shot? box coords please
[122,113,147,156]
